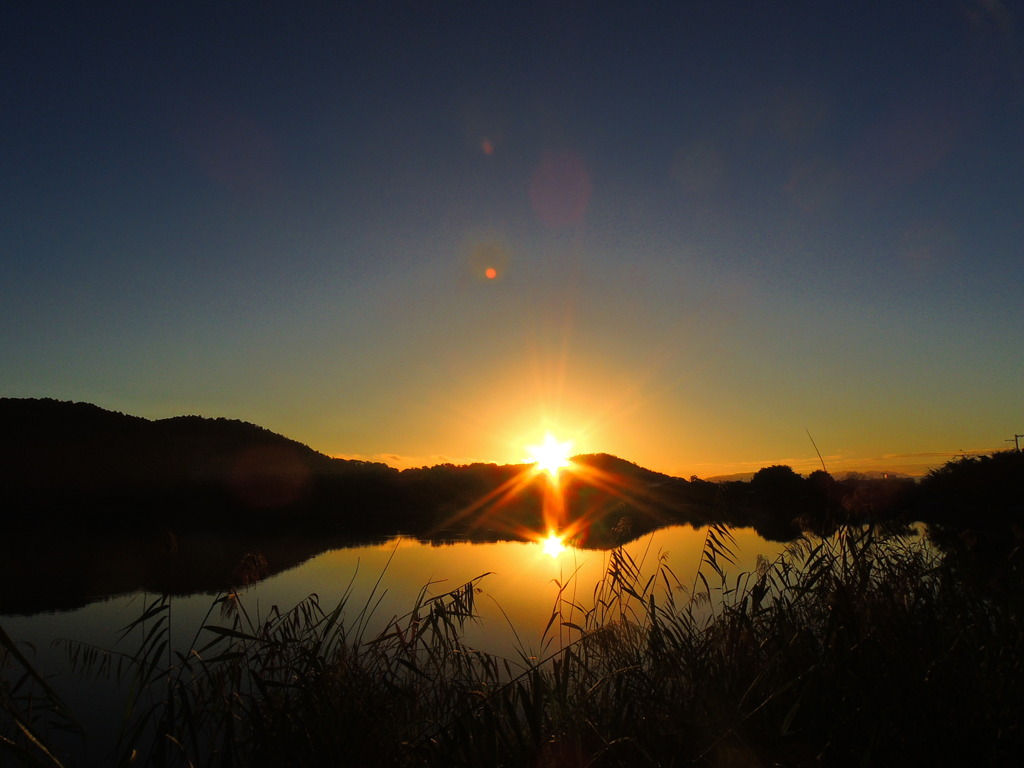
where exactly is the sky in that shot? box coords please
[2,1,1022,478]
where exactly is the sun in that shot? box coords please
[526,432,574,478]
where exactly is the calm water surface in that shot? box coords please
[2,525,786,765]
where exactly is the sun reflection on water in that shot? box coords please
[539,531,567,558]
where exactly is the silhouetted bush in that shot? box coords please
[918,451,1024,603]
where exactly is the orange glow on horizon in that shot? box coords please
[485,267,497,279]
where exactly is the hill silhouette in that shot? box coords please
[1,398,939,545]
[0,398,401,530]
[0,398,716,543]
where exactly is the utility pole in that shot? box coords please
[1006,434,1024,452]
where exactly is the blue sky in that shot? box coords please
[2,1,1022,477]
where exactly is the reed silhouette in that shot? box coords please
[4,509,1022,766]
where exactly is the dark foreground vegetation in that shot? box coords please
[3,449,1023,766]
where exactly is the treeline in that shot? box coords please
[2,399,1021,553]
[707,465,920,541]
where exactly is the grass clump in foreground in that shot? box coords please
[3,522,1023,767]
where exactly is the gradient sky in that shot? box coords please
[2,1,1022,478]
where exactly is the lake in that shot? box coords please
[1,525,786,766]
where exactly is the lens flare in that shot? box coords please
[465,234,510,282]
